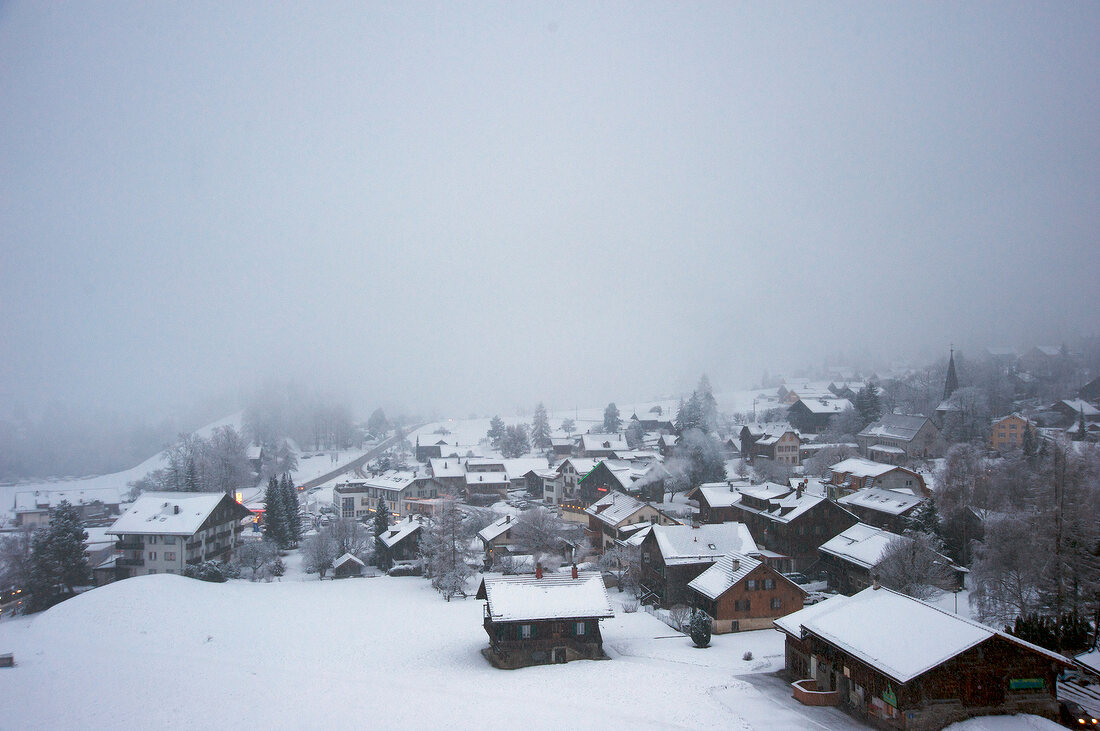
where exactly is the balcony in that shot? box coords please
[116,558,145,567]
[186,540,202,550]
[115,540,143,550]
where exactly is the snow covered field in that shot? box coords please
[0,564,1062,730]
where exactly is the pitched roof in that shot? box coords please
[794,397,853,415]
[651,523,758,566]
[429,458,466,478]
[857,414,931,442]
[478,514,517,543]
[338,471,420,493]
[733,483,834,524]
[1059,399,1100,417]
[107,492,244,536]
[478,572,614,622]
[829,457,896,479]
[818,523,901,569]
[584,491,649,526]
[695,482,747,509]
[581,434,629,452]
[465,471,510,486]
[774,586,1069,683]
[688,551,762,600]
[379,516,424,549]
[334,552,365,567]
[838,488,922,517]
[13,486,124,513]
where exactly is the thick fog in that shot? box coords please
[2,2,1098,423]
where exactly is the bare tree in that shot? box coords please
[329,518,374,563]
[970,513,1047,625]
[301,529,339,579]
[668,604,691,632]
[511,507,569,567]
[235,540,279,581]
[599,543,639,593]
[876,533,957,601]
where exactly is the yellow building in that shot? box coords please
[991,413,1034,452]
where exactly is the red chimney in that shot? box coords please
[535,564,543,579]
[571,563,578,579]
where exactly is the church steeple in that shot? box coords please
[943,346,959,401]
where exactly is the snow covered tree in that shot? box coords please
[690,609,712,648]
[625,420,646,449]
[420,500,475,600]
[279,473,301,546]
[330,518,373,562]
[855,383,882,427]
[367,407,389,436]
[530,403,552,450]
[511,507,569,568]
[902,498,944,549]
[301,529,339,579]
[183,459,200,492]
[598,543,639,594]
[373,497,391,570]
[0,527,32,596]
[970,513,1047,625]
[560,417,575,435]
[500,424,530,458]
[486,416,506,450]
[25,501,90,612]
[602,402,621,433]
[696,375,719,433]
[262,476,287,547]
[876,533,956,601]
[672,428,727,489]
[236,539,279,581]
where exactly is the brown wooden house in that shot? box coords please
[725,482,858,572]
[638,522,758,608]
[687,552,805,633]
[584,490,679,552]
[476,568,614,669]
[775,586,1070,729]
[691,482,751,524]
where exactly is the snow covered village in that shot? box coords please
[1,3,1099,731]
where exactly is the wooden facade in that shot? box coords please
[690,562,805,634]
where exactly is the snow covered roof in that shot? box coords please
[581,434,629,452]
[550,437,574,447]
[795,397,852,414]
[478,572,614,622]
[585,491,649,527]
[774,586,1070,683]
[868,444,905,455]
[465,471,510,486]
[659,434,678,447]
[688,551,763,600]
[478,514,517,543]
[838,488,921,516]
[740,422,797,438]
[695,483,745,508]
[650,523,758,566]
[429,458,466,478]
[334,552,365,567]
[1060,399,1100,417]
[1034,345,1062,357]
[500,458,550,480]
[818,523,901,569]
[339,471,420,493]
[1075,648,1100,676]
[829,457,896,479]
[735,483,832,524]
[13,486,124,513]
[107,492,239,536]
[557,458,598,475]
[857,414,931,442]
[379,516,424,549]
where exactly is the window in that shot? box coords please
[147,569,157,575]
[148,552,157,561]
[575,622,586,636]
[746,580,757,591]
[763,578,776,590]
[148,536,157,545]
[520,624,532,639]
[770,597,783,610]
[163,536,176,545]
[164,552,176,561]
[734,599,750,612]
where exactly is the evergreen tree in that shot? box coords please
[373,497,391,570]
[1078,409,1087,440]
[603,402,622,433]
[279,473,301,546]
[675,393,703,434]
[263,475,287,547]
[697,375,719,433]
[903,498,945,550]
[689,609,712,648]
[367,407,389,435]
[487,416,506,450]
[855,383,883,426]
[500,424,530,458]
[625,420,646,449]
[531,403,552,450]
[26,501,90,612]
[183,459,200,492]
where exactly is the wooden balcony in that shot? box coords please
[115,540,143,550]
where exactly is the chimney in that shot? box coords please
[535,563,543,579]
[796,483,803,499]
[173,505,180,514]
[729,558,740,573]
[505,514,510,523]
[872,574,880,590]
[571,563,578,579]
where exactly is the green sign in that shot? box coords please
[1009,678,1045,690]
[882,686,897,708]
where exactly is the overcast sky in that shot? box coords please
[1,2,1098,419]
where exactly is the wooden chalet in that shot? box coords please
[817,523,964,596]
[787,397,853,434]
[828,458,928,499]
[836,488,922,533]
[856,414,942,464]
[775,586,1071,729]
[477,567,614,669]
[584,491,679,552]
[724,482,858,572]
[577,459,666,504]
[687,551,805,633]
[332,552,364,578]
[691,481,752,524]
[378,515,424,563]
[638,522,758,608]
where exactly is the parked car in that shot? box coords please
[1060,700,1098,727]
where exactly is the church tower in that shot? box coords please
[943,347,959,401]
